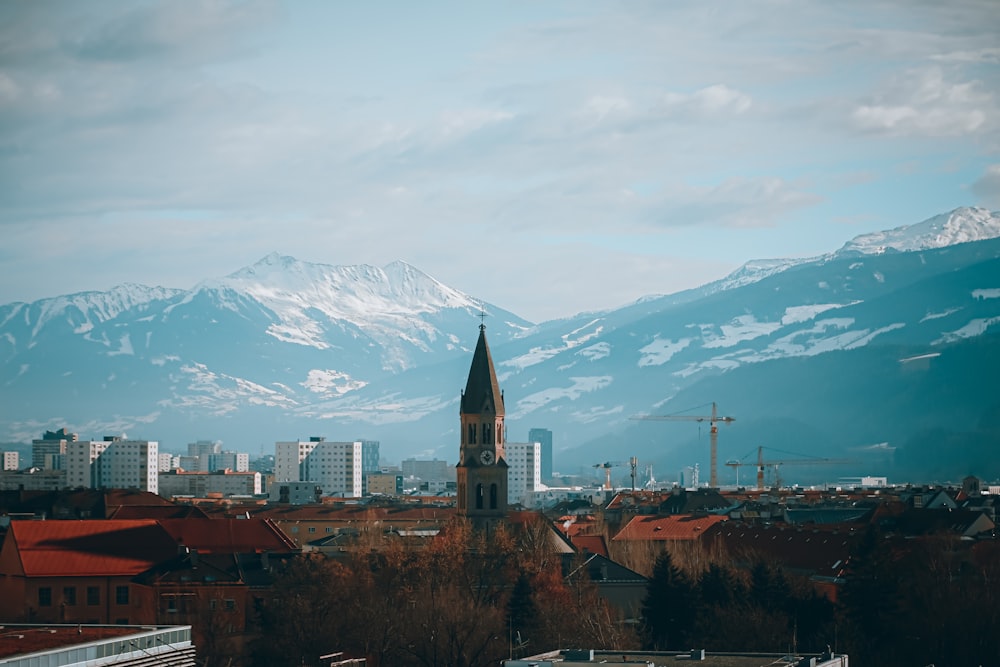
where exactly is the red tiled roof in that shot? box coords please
[5,520,179,577]
[571,535,609,557]
[158,518,298,553]
[612,514,728,541]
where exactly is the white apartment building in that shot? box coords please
[275,437,363,497]
[2,451,18,471]
[65,437,158,493]
[504,441,542,506]
[158,470,262,498]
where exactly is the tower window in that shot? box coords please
[468,424,476,445]
[490,483,498,510]
[475,483,484,510]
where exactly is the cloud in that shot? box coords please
[658,84,753,118]
[971,164,1000,207]
[850,67,996,137]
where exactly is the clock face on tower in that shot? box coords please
[479,450,495,465]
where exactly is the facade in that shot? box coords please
[274,437,363,497]
[3,450,18,471]
[401,458,453,482]
[186,440,221,471]
[158,470,262,498]
[31,428,76,469]
[268,480,322,504]
[208,451,250,472]
[456,325,508,525]
[0,468,66,491]
[528,427,553,480]
[505,441,542,505]
[367,472,403,496]
[65,437,158,493]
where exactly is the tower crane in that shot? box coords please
[630,402,735,488]
[592,461,625,490]
[725,446,854,490]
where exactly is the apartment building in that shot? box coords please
[32,428,76,470]
[274,437,362,497]
[2,450,18,471]
[505,441,542,506]
[65,437,158,493]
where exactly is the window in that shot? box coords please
[116,586,129,605]
[63,587,77,606]
[224,599,236,611]
[209,599,217,611]
[308,526,316,533]
[38,587,52,607]
[87,586,100,606]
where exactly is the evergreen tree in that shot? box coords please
[641,550,696,650]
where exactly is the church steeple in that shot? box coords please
[456,324,508,524]
[461,324,505,417]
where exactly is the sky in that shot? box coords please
[1,1,998,323]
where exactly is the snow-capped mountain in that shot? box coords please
[2,207,999,483]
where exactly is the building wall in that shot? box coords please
[275,439,362,497]
[401,458,453,482]
[2,451,18,471]
[505,442,542,505]
[65,439,158,492]
[158,471,262,498]
[16,576,152,625]
[528,428,553,480]
[0,469,66,491]
[367,473,403,496]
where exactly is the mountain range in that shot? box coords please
[2,206,1000,486]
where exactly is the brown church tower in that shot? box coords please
[456,324,508,525]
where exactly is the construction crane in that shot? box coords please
[725,446,853,490]
[592,461,625,490]
[630,402,735,488]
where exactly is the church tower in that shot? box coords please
[456,324,508,524]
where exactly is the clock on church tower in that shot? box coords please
[456,324,508,526]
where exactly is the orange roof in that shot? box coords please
[4,520,179,577]
[612,514,728,541]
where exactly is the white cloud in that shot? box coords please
[851,67,996,137]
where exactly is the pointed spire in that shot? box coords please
[461,325,505,416]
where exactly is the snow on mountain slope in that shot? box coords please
[838,206,1000,255]
[195,254,485,350]
[699,207,1000,298]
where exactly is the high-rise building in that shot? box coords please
[456,324,508,526]
[2,451,18,471]
[32,428,76,470]
[208,451,250,472]
[274,437,362,498]
[504,441,541,505]
[65,436,158,493]
[186,440,221,472]
[528,428,553,480]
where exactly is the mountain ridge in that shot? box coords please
[1,206,999,484]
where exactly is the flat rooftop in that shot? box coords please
[0,625,164,660]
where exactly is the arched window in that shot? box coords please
[483,424,492,445]
[475,483,484,510]
[489,483,498,510]
[468,424,476,445]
